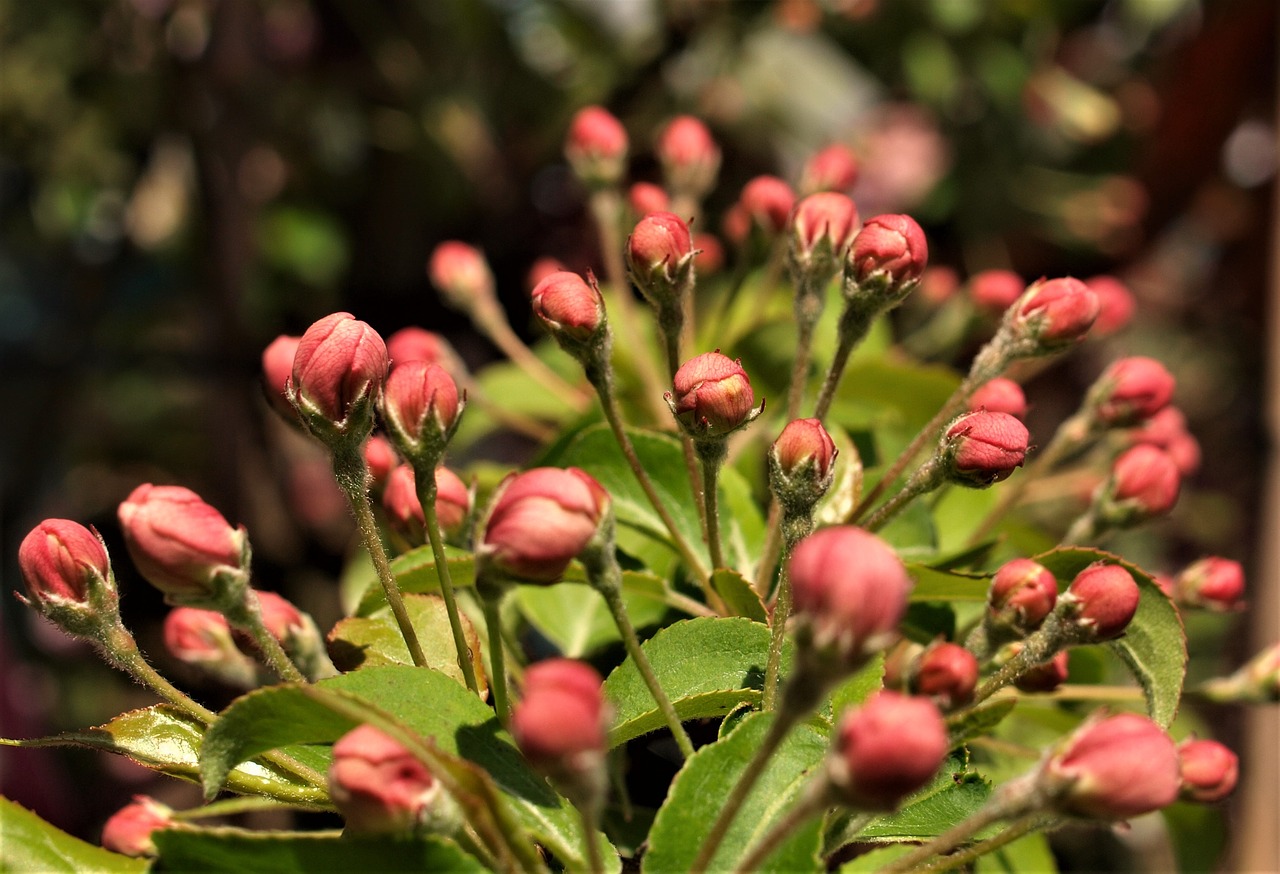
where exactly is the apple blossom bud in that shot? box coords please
[386,327,461,374]
[329,724,448,834]
[428,241,496,313]
[531,271,606,345]
[512,659,609,800]
[1085,275,1136,336]
[790,193,859,280]
[627,211,695,304]
[789,526,913,665]
[254,590,306,642]
[940,411,1029,486]
[910,642,978,710]
[1041,713,1181,819]
[101,795,173,857]
[988,558,1058,634]
[526,257,566,293]
[1129,407,1201,475]
[164,607,234,663]
[18,520,113,611]
[1090,357,1175,426]
[564,105,628,187]
[1014,650,1070,693]
[1240,643,1280,701]
[967,378,1028,419]
[721,203,750,248]
[1060,563,1140,641]
[291,312,389,436]
[118,484,248,602]
[670,352,756,436]
[1173,557,1245,612]
[773,418,837,480]
[383,465,471,544]
[261,334,301,418]
[739,175,796,236]
[481,467,609,584]
[363,435,398,491]
[827,692,948,810]
[1012,277,1101,347]
[693,233,725,275]
[969,270,1026,314]
[381,362,461,457]
[847,214,928,295]
[656,115,720,198]
[1176,739,1238,803]
[628,181,670,217]
[1108,444,1181,519]
[1153,574,1176,598]
[800,143,859,194]
[919,265,960,305]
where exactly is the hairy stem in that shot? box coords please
[481,593,512,726]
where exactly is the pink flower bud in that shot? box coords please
[512,659,608,786]
[828,692,948,810]
[329,724,442,833]
[382,362,460,448]
[910,642,978,710]
[671,352,756,435]
[482,467,609,583]
[942,411,1029,486]
[739,175,796,235]
[386,327,458,371]
[628,211,694,283]
[292,312,389,427]
[261,334,301,418]
[692,233,725,275]
[789,526,913,662]
[656,115,720,197]
[364,435,398,490]
[800,143,859,194]
[19,520,111,608]
[564,105,628,186]
[254,590,306,642]
[383,465,471,543]
[988,558,1058,632]
[428,241,495,311]
[628,181,670,217]
[791,193,859,264]
[526,257,567,293]
[164,606,235,663]
[1173,557,1245,612]
[969,270,1025,313]
[1043,713,1181,819]
[1085,275,1136,336]
[1110,444,1180,518]
[919,265,960,305]
[1153,574,1176,598]
[1014,277,1101,346]
[967,378,1028,419]
[1014,650,1070,693]
[721,203,750,247]
[773,418,837,480]
[1130,407,1201,475]
[531,271,605,343]
[1092,357,1175,426]
[118,484,247,600]
[101,795,173,857]
[1176,739,1238,803]
[1063,563,1140,640]
[848,214,928,290]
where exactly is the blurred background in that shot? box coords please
[1,0,1275,869]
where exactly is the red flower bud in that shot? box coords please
[692,233,725,275]
[829,692,948,810]
[1085,275,1136,336]
[1043,713,1181,819]
[1014,277,1101,346]
[791,193,859,265]
[292,312,389,428]
[789,526,913,662]
[942,411,1029,486]
[564,105,628,186]
[988,558,1057,632]
[1176,738,1238,803]
[531,271,606,343]
[1063,563,1140,640]
[101,796,173,857]
[739,175,796,235]
[18,520,112,608]
[254,590,306,642]
[967,378,1028,419]
[800,143,859,194]
[1110,444,1180,518]
[482,467,609,583]
[628,211,694,283]
[428,241,496,311]
[261,334,301,418]
[1014,650,1070,693]
[656,115,720,197]
[671,352,756,435]
[329,724,442,833]
[386,327,460,373]
[363,435,398,490]
[1129,407,1201,475]
[969,269,1025,313]
[512,659,609,789]
[1173,557,1245,612]
[526,257,567,293]
[773,418,837,480]
[164,606,235,664]
[721,203,751,247]
[118,484,247,601]
[919,265,960,305]
[910,642,978,710]
[848,213,928,290]
[382,362,460,449]
[628,181,670,217]
[383,465,471,543]
[1092,357,1175,426]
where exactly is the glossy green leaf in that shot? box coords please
[0,797,149,874]
[605,617,791,748]
[356,546,475,616]
[830,359,961,434]
[514,581,667,657]
[643,712,826,873]
[907,563,990,601]
[838,843,915,872]
[846,757,992,843]
[946,698,1017,748]
[827,654,885,721]
[1034,547,1186,726]
[711,569,767,623]
[151,829,484,873]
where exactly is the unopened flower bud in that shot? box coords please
[941,411,1029,486]
[1204,643,1280,704]
[790,193,859,281]
[628,181,670,217]
[1129,407,1201,475]
[847,214,928,297]
[254,590,306,642]
[827,692,948,810]
[363,435,398,491]
[773,418,837,480]
[531,271,606,345]
[800,143,859,194]
[721,203,751,248]
[670,352,757,437]
[164,606,235,663]
[381,362,461,459]
[329,724,450,834]
[739,175,796,236]
[988,558,1058,635]
[1041,713,1180,819]
[1013,649,1070,693]
[564,105,628,187]
[18,520,114,614]
[627,211,695,305]
[480,467,609,584]
[1089,357,1175,426]
[1060,563,1140,641]
[910,642,978,710]
[261,334,301,419]
[969,269,1025,314]
[291,312,388,439]
[656,115,720,198]
[1173,557,1245,612]
[118,485,248,603]
[1012,277,1101,347]
[383,465,471,544]
[526,257,567,293]
[1106,444,1181,520]
[1176,738,1238,803]
[101,796,173,857]
[967,378,1028,419]
[386,327,462,374]
[1085,275,1136,336]
[919,265,960,305]
[428,241,496,313]
[512,659,609,801]
[693,233,725,275]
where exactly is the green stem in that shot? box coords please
[333,446,427,669]
[577,804,605,874]
[863,461,943,533]
[415,468,481,694]
[813,297,882,422]
[753,502,784,598]
[481,593,512,726]
[170,796,309,820]
[696,440,729,572]
[875,798,1038,874]
[476,303,591,409]
[659,323,710,540]
[731,777,830,874]
[762,563,792,712]
[227,591,306,684]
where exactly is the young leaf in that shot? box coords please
[710,569,767,623]
[0,797,149,874]
[515,581,668,658]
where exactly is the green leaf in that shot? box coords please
[152,829,485,873]
[605,618,790,748]
[0,797,149,874]
[946,698,1017,748]
[514,581,667,658]
[831,359,962,434]
[644,712,826,873]
[907,563,990,601]
[975,829,1058,873]
[719,464,767,571]
[327,594,487,695]
[827,654,885,721]
[357,546,475,616]
[838,843,916,872]
[1034,547,1187,726]
[711,570,767,623]
[0,706,329,806]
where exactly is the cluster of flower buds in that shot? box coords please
[383,465,471,545]
[512,659,610,805]
[1129,406,1201,475]
[1172,556,1245,612]
[1091,444,1181,529]
[668,352,762,440]
[626,211,696,323]
[289,312,389,448]
[979,558,1058,650]
[564,105,628,188]
[825,692,948,810]
[18,519,118,638]
[101,795,174,857]
[163,606,258,688]
[1000,277,1101,355]
[905,641,979,711]
[846,214,928,301]
[328,724,455,834]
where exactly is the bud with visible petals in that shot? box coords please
[1177,739,1238,803]
[967,378,1028,419]
[1103,444,1181,522]
[1085,275,1137,336]
[564,105,628,187]
[1010,277,1101,348]
[291,312,389,444]
[386,327,463,375]
[800,143,859,194]
[969,269,1025,314]
[1173,557,1245,612]
[1129,407,1201,475]
[513,659,610,803]
[987,558,1058,637]
[261,334,301,419]
[789,193,859,283]
[1013,649,1070,693]
[101,796,174,857]
[1058,563,1140,641]
[770,418,838,514]
[363,435,398,492]
[164,607,258,687]
[627,211,695,310]
[656,115,720,199]
[628,181,669,217]
[693,233,725,275]
[329,724,453,834]
[847,214,928,299]
[739,175,796,237]
[531,271,606,347]
[826,692,948,810]
[254,590,306,643]
[669,352,758,437]
[940,411,1029,487]
[1040,713,1180,819]
[383,465,471,544]
[480,467,609,585]
[381,362,462,463]
[909,642,978,710]
[428,241,496,315]
[18,519,119,637]
[1088,357,1175,426]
